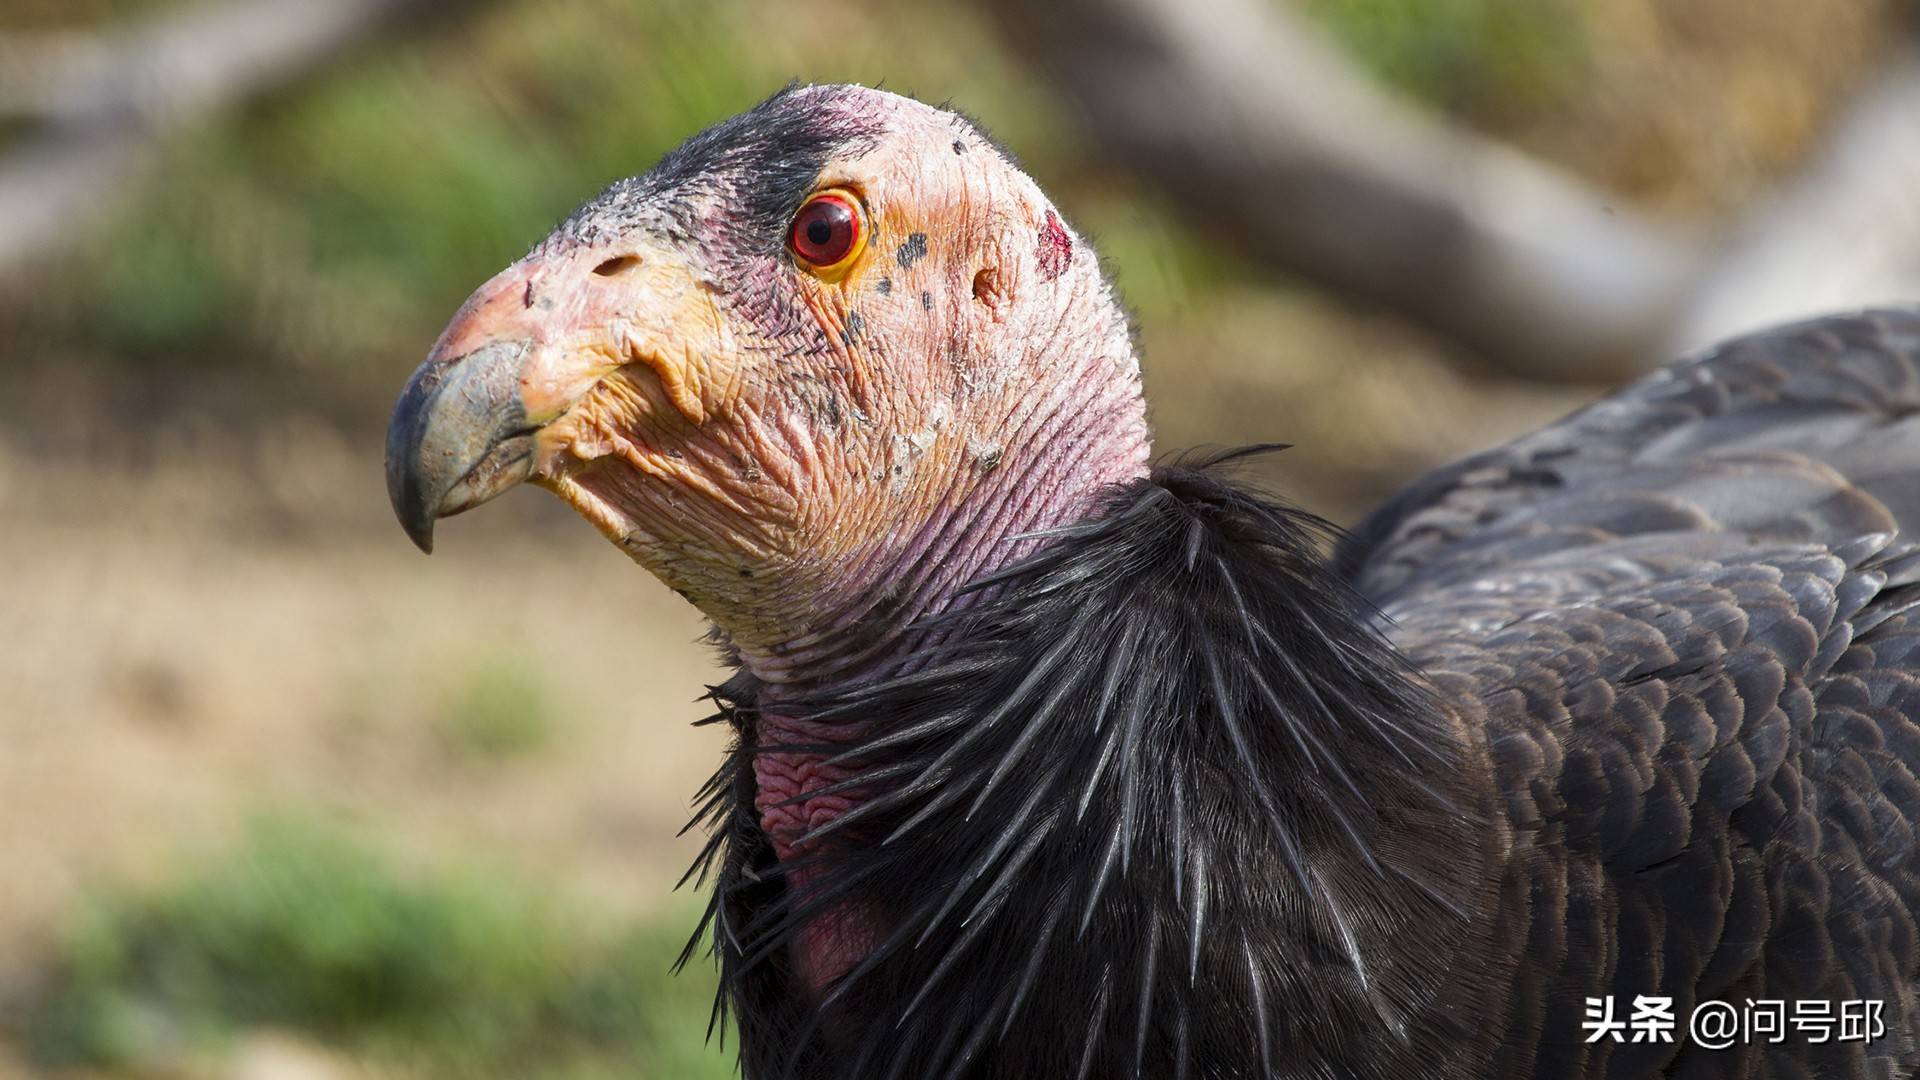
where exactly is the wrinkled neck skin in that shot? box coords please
[740,299,1151,993]
[743,359,1151,694]
[749,378,1148,804]
[749,348,1149,833]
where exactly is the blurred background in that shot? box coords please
[1,0,1917,1076]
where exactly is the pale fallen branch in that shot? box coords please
[976,0,1707,380]
[1670,48,1920,355]
[0,0,495,273]
[980,0,1920,381]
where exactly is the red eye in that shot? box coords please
[788,190,865,274]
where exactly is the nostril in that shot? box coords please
[593,255,641,277]
[972,267,1003,307]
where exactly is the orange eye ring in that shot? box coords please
[787,189,867,280]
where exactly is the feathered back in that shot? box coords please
[1337,310,1920,1078]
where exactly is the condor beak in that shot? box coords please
[385,251,567,554]
[385,335,538,554]
[388,240,720,553]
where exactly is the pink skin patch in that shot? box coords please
[753,715,866,865]
[754,714,883,996]
[1036,210,1072,281]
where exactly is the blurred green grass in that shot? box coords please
[25,818,732,1079]
[51,0,1078,385]
[12,0,1890,400]
[37,0,1593,394]
[1301,0,1589,119]
[436,655,568,763]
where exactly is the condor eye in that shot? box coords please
[788,190,865,277]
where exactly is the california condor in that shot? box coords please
[386,84,1920,1079]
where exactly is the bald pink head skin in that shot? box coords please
[390,84,1152,992]
[471,85,1155,683]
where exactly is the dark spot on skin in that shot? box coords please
[842,311,865,344]
[976,447,1002,472]
[1036,210,1072,281]
[876,277,892,294]
[920,291,933,311]
[667,449,684,459]
[739,568,754,579]
[824,398,842,427]
[895,233,928,269]
[523,281,535,309]
[952,139,966,154]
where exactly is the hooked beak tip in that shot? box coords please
[401,513,437,556]
[384,338,537,553]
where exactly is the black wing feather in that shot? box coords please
[1341,309,1920,607]
[1349,310,1920,1076]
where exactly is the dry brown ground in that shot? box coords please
[0,363,731,1035]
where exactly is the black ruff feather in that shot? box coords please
[679,457,1505,1080]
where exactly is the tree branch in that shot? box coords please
[976,0,1707,380]
[1669,47,1920,355]
[0,0,496,274]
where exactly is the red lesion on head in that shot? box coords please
[1036,209,1072,281]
